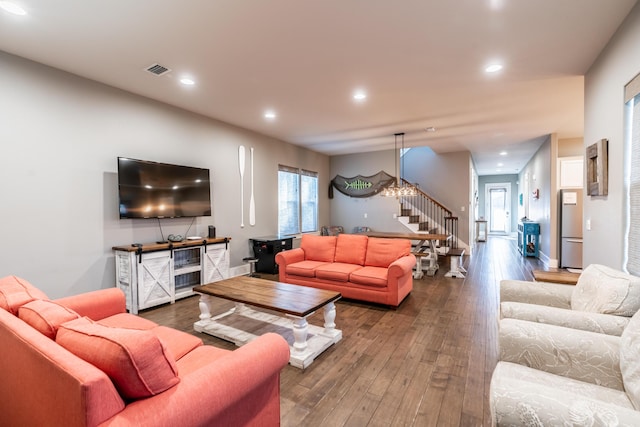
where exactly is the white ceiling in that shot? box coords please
[0,0,636,175]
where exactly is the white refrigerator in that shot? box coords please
[559,189,583,269]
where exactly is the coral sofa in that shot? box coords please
[0,275,290,427]
[275,234,416,307]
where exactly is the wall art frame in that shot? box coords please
[586,138,608,196]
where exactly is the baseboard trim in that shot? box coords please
[538,251,559,269]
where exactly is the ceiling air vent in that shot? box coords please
[145,63,171,76]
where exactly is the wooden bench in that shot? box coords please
[443,248,466,278]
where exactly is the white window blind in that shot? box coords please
[278,165,318,236]
[626,72,640,275]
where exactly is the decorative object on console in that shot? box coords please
[330,171,395,198]
[587,138,608,196]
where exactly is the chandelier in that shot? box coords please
[381,132,418,197]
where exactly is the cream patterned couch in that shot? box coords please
[500,264,640,336]
[491,313,640,425]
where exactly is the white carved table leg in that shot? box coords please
[234,302,248,314]
[324,302,336,333]
[322,301,342,339]
[198,295,212,320]
[291,316,309,353]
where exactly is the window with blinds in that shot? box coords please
[278,165,318,236]
[625,72,640,275]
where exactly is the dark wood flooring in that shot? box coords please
[139,235,542,427]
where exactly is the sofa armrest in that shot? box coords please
[104,333,290,426]
[388,254,417,278]
[55,288,127,320]
[491,362,640,427]
[275,247,305,266]
[500,301,630,336]
[500,279,573,309]
[499,318,623,390]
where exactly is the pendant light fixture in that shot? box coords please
[381,133,417,197]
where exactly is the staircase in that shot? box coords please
[397,179,465,251]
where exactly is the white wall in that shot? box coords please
[0,51,329,298]
[329,150,406,233]
[584,3,640,269]
[519,136,555,265]
[404,148,472,245]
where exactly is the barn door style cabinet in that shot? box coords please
[113,238,230,314]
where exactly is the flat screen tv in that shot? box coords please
[117,157,212,219]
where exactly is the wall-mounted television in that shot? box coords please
[117,157,212,219]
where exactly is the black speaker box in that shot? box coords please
[208,226,216,238]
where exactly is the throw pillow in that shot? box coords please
[364,237,411,268]
[620,310,640,409]
[571,264,640,316]
[0,275,48,315]
[56,317,180,400]
[18,299,80,339]
[334,234,368,265]
[301,234,337,262]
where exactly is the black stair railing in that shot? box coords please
[399,179,460,250]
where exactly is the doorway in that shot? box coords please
[485,183,511,234]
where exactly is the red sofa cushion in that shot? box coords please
[349,266,389,288]
[364,238,411,268]
[57,317,180,400]
[286,260,328,278]
[18,299,80,339]
[0,276,48,315]
[97,312,158,330]
[316,263,363,282]
[97,313,203,361]
[301,234,336,262]
[334,234,368,265]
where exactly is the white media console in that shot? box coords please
[113,238,230,314]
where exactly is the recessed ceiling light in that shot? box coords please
[179,77,195,86]
[264,111,277,120]
[499,151,508,156]
[497,163,504,167]
[0,1,26,15]
[485,63,503,73]
[353,90,367,101]
[425,127,436,132]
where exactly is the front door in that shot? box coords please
[485,183,511,234]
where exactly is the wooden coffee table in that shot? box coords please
[193,276,342,369]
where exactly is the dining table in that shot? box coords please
[360,231,450,279]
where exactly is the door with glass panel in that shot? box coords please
[485,183,511,234]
